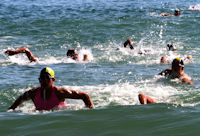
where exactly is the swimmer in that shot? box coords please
[4,47,38,62]
[159,57,193,84]
[167,44,176,51]
[160,8,181,16]
[66,48,79,61]
[160,55,170,64]
[138,93,156,104]
[8,67,94,111]
[121,38,150,55]
[66,48,93,62]
[160,49,177,64]
[184,55,192,63]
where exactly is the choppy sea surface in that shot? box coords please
[1,0,200,135]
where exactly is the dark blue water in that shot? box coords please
[1,0,200,135]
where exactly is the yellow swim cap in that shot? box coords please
[187,55,192,59]
[40,67,55,78]
[175,57,181,61]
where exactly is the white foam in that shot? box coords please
[9,78,196,113]
[189,4,200,10]
[63,81,181,108]
[2,48,95,65]
[78,48,94,62]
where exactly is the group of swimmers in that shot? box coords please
[6,7,195,111]
[4,47,91,63]
[123,38,193,83]
[7,66,157,111]
[122,35,193,104]
[4,47,95,111]
[6,38,193,111]
[129,47,192,105]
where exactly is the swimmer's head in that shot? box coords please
[83,54,89,61]
[66,48,76,57]
[66,48,78,60]
[172,57,184,70]
[138,93,145,104]
[39,67,55,80]
[174,8,181,16]
[160,56,169,64]
[187,55,192,60]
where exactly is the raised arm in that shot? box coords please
[124,39,134,50]
[5,47,37,62]
[57,87,94,109]
[8,91,32,110]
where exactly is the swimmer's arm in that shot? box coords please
[8,90,33,110]
[160,13,172,16]
[181,78,193,85]
[158,69,171,76]
[130,45,134,50]
[57,87,94,109]
[5,47,37,62]
[24,49,37,62]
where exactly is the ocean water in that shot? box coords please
[0,0,200,135]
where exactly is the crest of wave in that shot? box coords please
[7,81,197,114]
[67,80,181,109]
